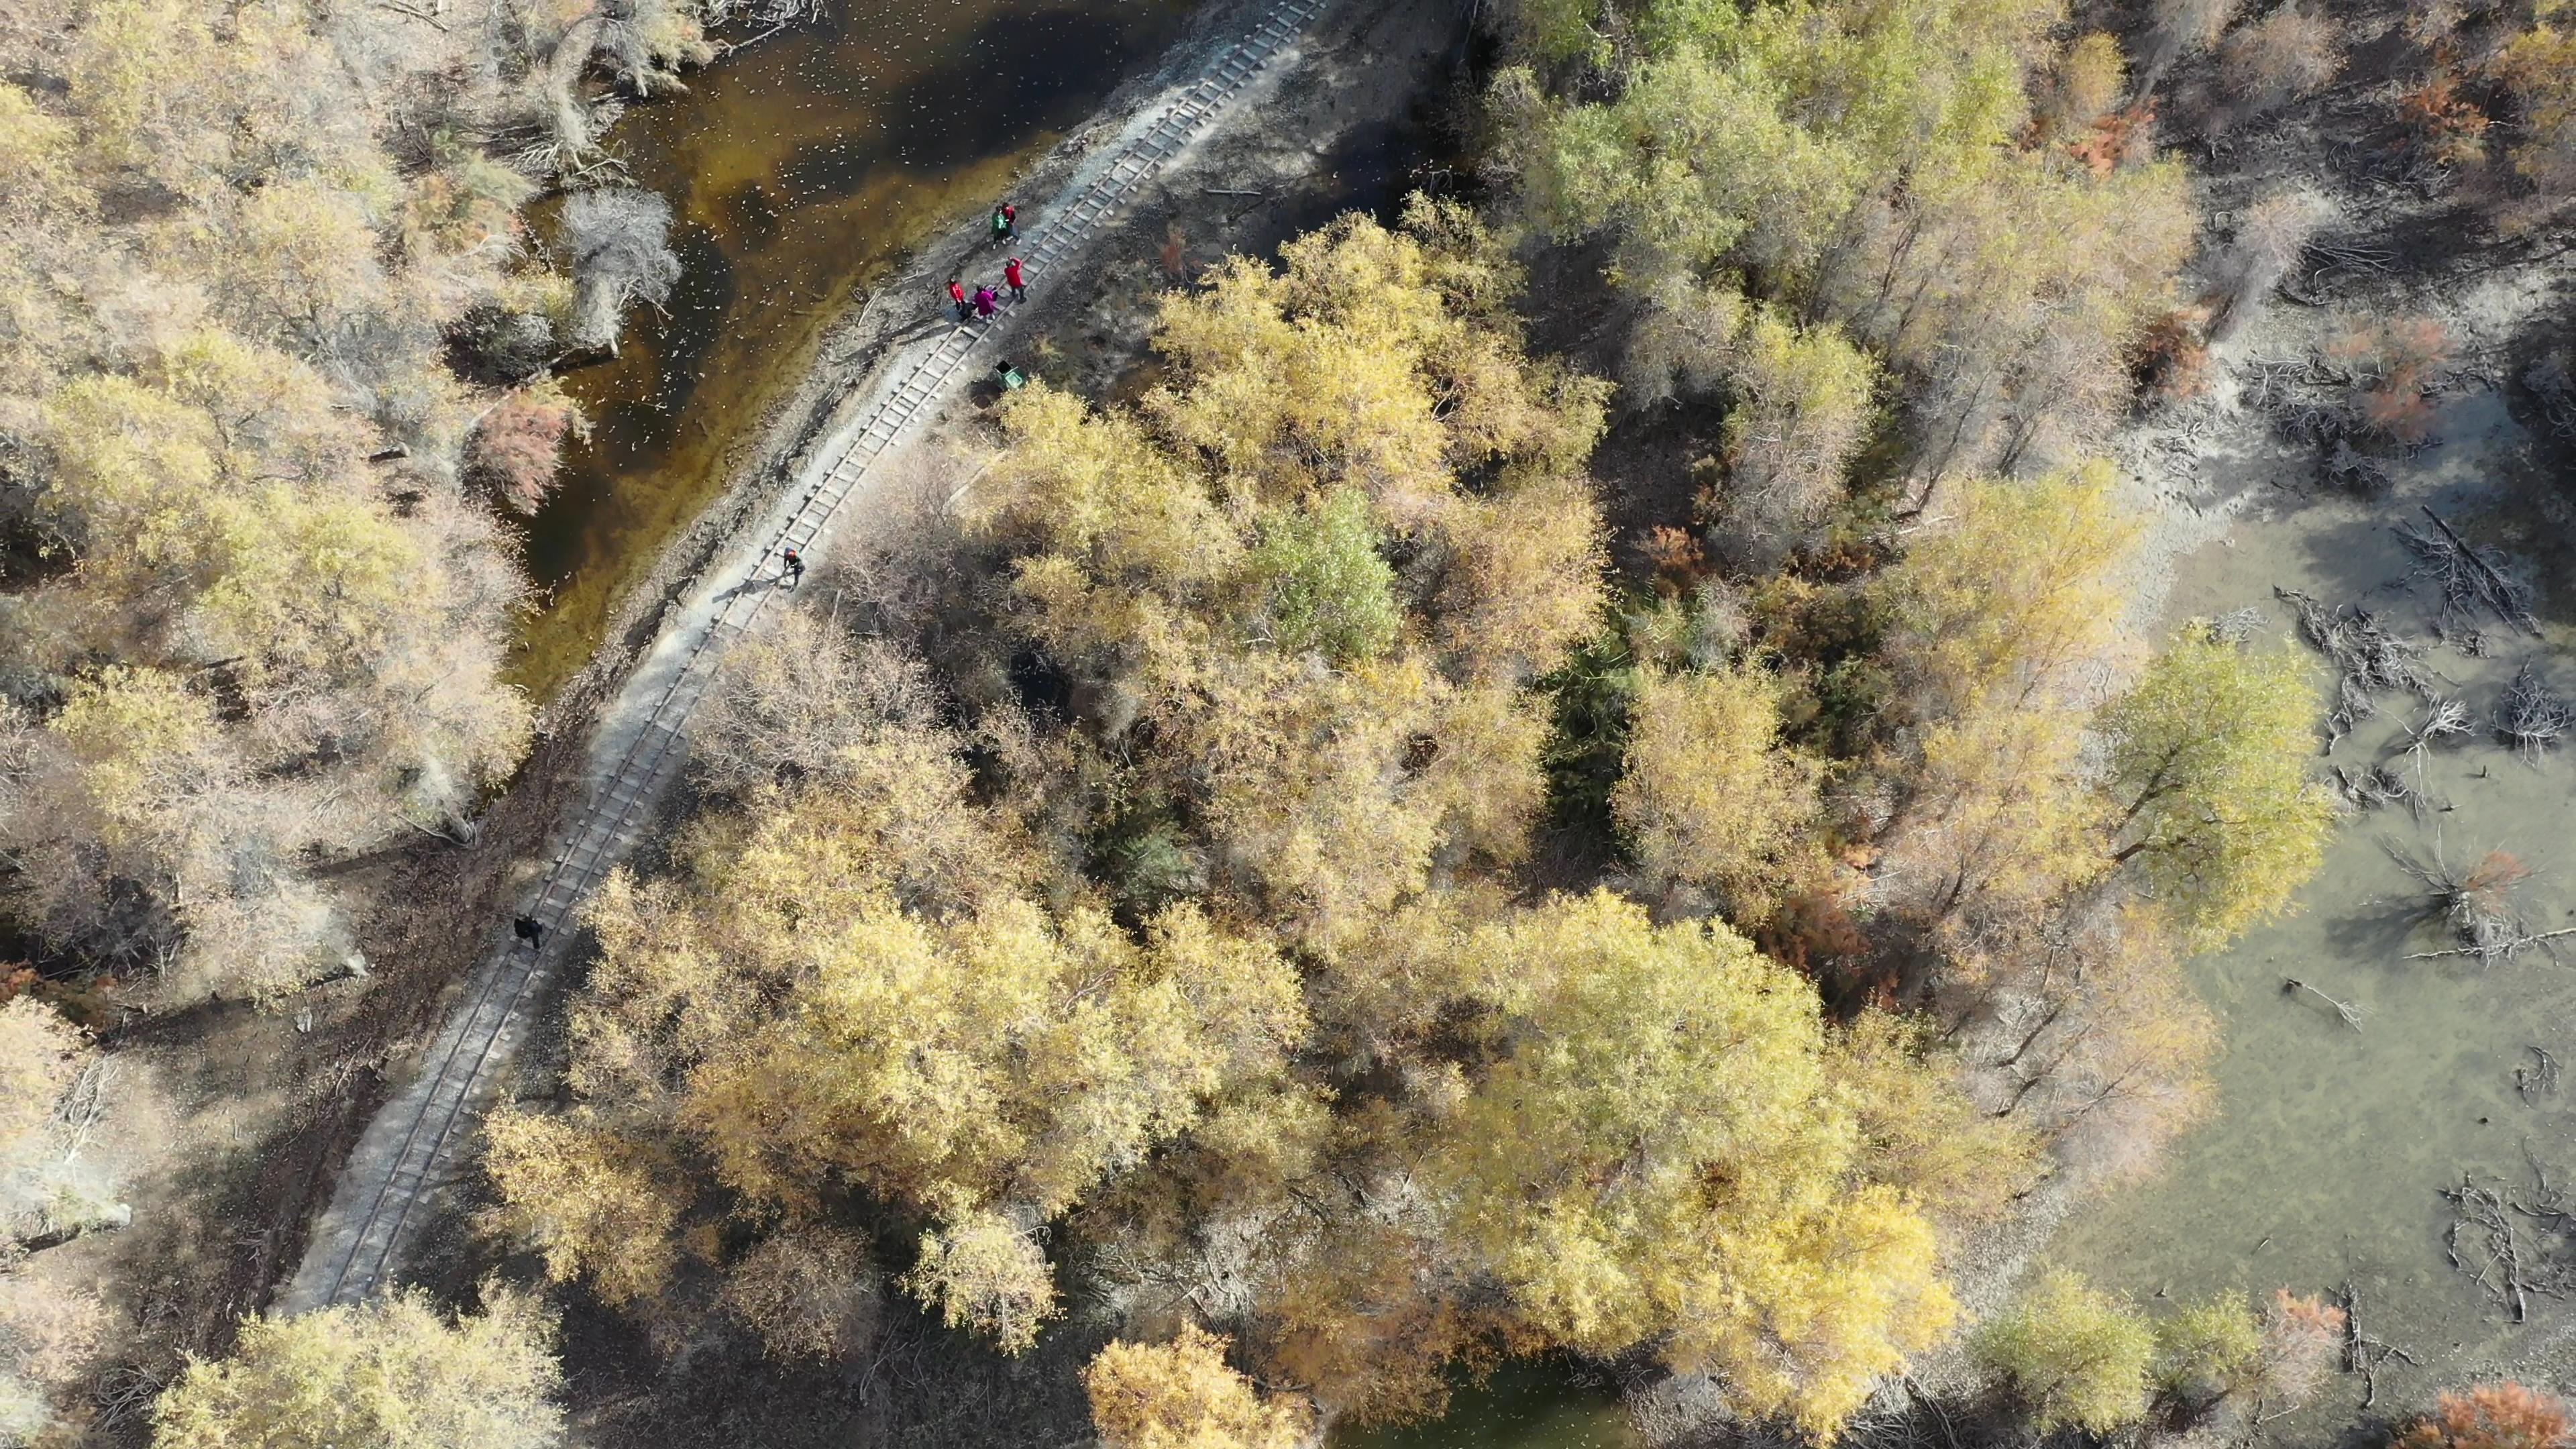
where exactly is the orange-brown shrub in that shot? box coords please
[2400,63,2494,166]
[1640,525,1707,595]
[2398,1383,2573,1449]
[2328,316,2452,441]
[2131,307,2214,402]
[470,388,582,515]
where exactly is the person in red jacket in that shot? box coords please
[1005,256,1026,301]
[947,276,968,322]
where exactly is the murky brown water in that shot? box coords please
[2053,391,2576,1419]
[507,0,1191,700]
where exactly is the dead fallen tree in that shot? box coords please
[2497,661,2572,765]
[2337,1282,2419,1409]
[2278,587,2438,745]
[2333,761,2422,812]
[2284,976,2369,1031]
[2395,505,2541,636]
[2443,1160,2576,1324]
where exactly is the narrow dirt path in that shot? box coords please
[273,0,1327,1314]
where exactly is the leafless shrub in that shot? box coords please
[719,1228,882,1362]
[2496,661,2572,764]
[563,188,682,353]
[2286,233,2396,304]
[2323,439,2394,492]
[2388,841,2572,965]
[2211,191,2328,337]
[2211,605,2270,643]
[693,606,944,795]
[2525,352,2576,441]
[2402,694,2473,763]
[2220,5,2344,115]
[2142,0,2245,89]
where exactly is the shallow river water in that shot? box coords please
[507,0,1190,700]
[2051,391,2576,1423]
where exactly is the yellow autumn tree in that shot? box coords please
[1612,662,1824,915]
[1085,1326,1311,1449]
[152,1288,564,1449]
[1875,460,2144,718]
[1976,1269,2155,1434]
[1422,893,1960,1437]
[971,199,1607,952]
[2104,626,2336,948]
[483,750,1305,1350]
[1498,0,2193,473]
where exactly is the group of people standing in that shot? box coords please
[947,201,1028,323]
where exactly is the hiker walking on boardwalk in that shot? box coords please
[973,284,998,320]
[992,201,1016,241]
[781,546,804,585]
[1006,256,1026,301]
[948,276,968,321]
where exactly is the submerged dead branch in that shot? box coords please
[2518,1046,2561,1102]
[2284,976,2369,1030]
[2337,1282,2419,1409]
[2442,1163,2576,1324]
[2395,506,2541,635]
[2279,587,2438,746]
[2333,762,2419,812]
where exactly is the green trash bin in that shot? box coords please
[994,361,1027,390]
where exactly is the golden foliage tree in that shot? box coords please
[0,0,582,1000]
[1876,460,2143,718]
[2104,626,2336,949]
[482,746,1305,1348]
[478,201,2028,1444]
[1084,1325,1311,1449]
[151,1288,564,1449]
[1976,1268,2156,1434]
[973,201,1607,951]
[1612,661,1823,915]
[1412,893,1962,1436]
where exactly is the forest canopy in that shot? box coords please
[482,203,2062,1437]
[0,0,2367,1439]
[0,0,713,1003]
